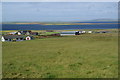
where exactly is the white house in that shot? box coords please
[81,31,86,33]
[88,31,92,33]
[1,36,5,42]
[26,36,31,40]
[17,32,21,35]
[26,32,30,35]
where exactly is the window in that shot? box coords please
[20,38,23,40]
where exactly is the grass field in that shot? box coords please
[2,32,118,78]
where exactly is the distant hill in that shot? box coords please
[90,19,117,21]
[73,19,118,23]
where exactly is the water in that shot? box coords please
[1,23,118,30]
[74,21,118,23]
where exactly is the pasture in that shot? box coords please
[2,32,118,78]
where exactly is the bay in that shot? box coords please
[1,23,118,30]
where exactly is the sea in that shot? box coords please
[1,22,119,30]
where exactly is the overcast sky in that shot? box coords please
[2,2,118,22]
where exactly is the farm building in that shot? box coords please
[18,30,39,35]
[88,31,92,33]
[81,31,86,33]
[1,35,34,42]
[8,32,17,35]
[61,31,76,35]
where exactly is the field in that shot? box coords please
[2,32,118,78]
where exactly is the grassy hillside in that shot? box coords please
[2,33,118,78]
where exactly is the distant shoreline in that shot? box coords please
[1,22,119,25]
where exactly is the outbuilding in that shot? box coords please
[81,31,86,33]
[88,31,92,33]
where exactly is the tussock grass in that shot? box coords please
[2,33,118,78]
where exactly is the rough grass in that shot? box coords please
[2,33,118,78]
[40,32,60,35]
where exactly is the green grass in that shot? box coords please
[40,32,60,35]
[2,33,118,78]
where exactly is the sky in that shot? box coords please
[1,2,118,22]
[1,0,119,2]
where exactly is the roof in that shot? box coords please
[3,35,27,39]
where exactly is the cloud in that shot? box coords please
[2,2,118,22]
[1,0,119,2]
